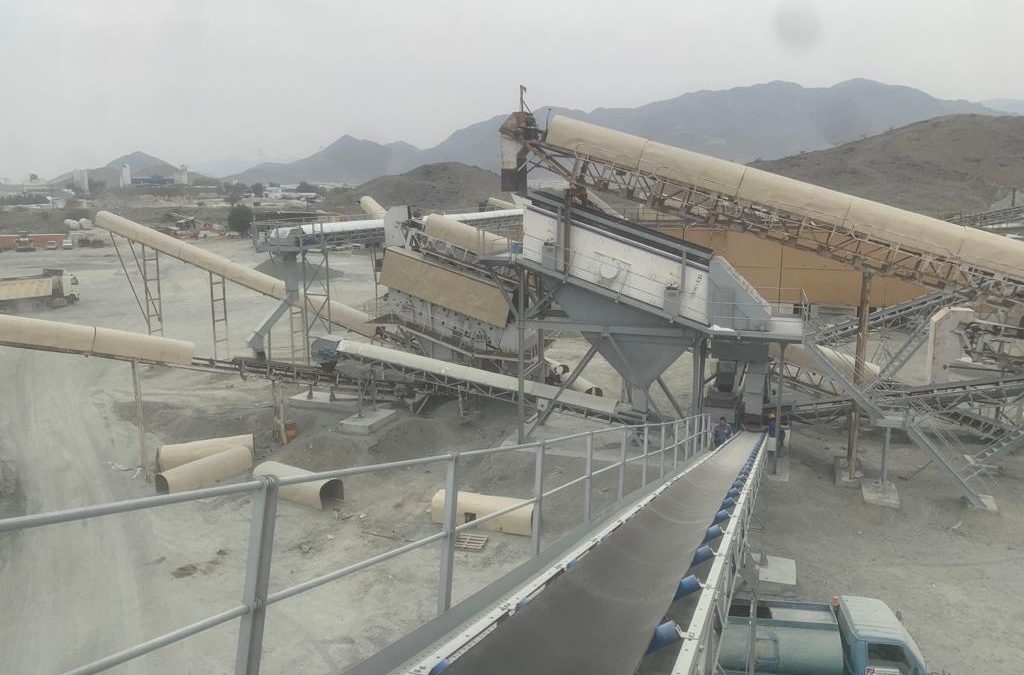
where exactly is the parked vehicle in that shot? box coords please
[14,231,35,252]
[0,268,81,312]
[62,239,73,250]
[45,240,58,250]
[719,596,929,675]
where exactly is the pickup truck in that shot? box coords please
[719,595,930,675]
[0,268,80,312]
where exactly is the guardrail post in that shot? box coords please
[704,414,710,452]
[673,422,679,469]
[437,454,459,614]
[235,477,279,675]
[618,429,627,500]
[641,426,649,486]
[584,432,593,523]
[659,424,666,480]
[684,418,692,459]
[531,441,545,557]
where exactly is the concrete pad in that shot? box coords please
[758,555,797,587]
[767,454,789,483]
[833,456,864,488]
[340,408,399,435]
[861,480,901,510]
[289,390,359,412]
[971,494,999,513]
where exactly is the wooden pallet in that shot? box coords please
[455,533,488,552]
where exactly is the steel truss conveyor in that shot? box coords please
[408,432,767,675]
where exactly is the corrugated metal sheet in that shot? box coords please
[380,247,510,327]
[0,277,54,302]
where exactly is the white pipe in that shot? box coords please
[424,214,510,255]
[0,314,193,364]
[157,434,255,471]
[486,197,515,209]
[154,446,253,494]
[253,461,344,510]
[431,489,533,536]
[359,196,387,218]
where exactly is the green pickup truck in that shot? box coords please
[719,595,931,675]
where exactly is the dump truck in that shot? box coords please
[14,231,35,252]
[719,596,930,675]
[0,268,80,312]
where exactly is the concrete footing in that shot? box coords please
[340,408,399,435]
[833,456,864,487]
[861,479,901,510]
[757,555,797,588]
[290,391,359,411]
[972,494,999,513]
[767,454,789,482]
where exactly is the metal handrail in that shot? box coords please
[1,412,711,675]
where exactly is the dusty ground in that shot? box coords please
[0,230,1021,674]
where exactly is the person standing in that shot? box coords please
[766,412,785,448]
[712,416,734,447]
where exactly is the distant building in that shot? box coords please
[174,164,189,186]
[73,169,90,194]
[131,175,175,187]
[119,163,132,188]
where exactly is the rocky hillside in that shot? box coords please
[752,115,1024,216]
[324,162,509,213]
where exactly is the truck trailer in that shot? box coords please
[719,595,929,675]
[0,268,80,312]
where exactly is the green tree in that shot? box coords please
[296,181,321,194]
[227,204,253,234]
[251,182,265,197]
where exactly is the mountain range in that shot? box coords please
[225,78,999,184]
[55,78,1011,187]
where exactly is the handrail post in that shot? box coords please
[659,424,666,480]
[584,432,594,523]
[673,421,679,469]
[618,428,627,500]
[437,454,459,614]
[531,441,546,557]
[641,425,649,486]
[234,477,279,675]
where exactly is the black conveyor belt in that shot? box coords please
[442,431,760,675]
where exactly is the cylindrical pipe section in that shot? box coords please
[359,195,387,218]
[157,434,254,471]
[253,461,344,510]
[424,213,510,255]
[155,446,253,494]
[430,490,533,536]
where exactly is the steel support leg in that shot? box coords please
[531,441,545,557]
[234,477,279,675]
[130,360,148,481]
[584,432,593,522]
[618,429,627,500]
[437,457,459,614]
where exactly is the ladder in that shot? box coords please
[209,272,229,359]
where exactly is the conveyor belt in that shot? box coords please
[441,432,758,675]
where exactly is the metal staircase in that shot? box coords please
[903,409,993,509]
[804,318,995,509]
[973,426,1024,464]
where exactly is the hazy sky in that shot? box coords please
[1,0,1021,179]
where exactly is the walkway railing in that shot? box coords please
[0,413,711,675]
